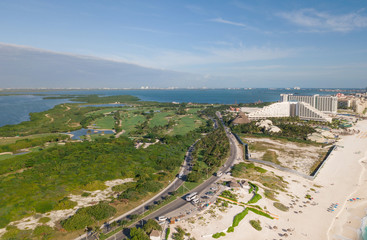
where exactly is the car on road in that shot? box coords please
[215,171,223,177]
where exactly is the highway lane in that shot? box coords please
[106,113,242,240]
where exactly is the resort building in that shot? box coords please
[280,94,338,113]
[248,102,332,122]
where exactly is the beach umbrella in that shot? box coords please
[273,226,278,229]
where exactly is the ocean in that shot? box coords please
[0,88,341,127]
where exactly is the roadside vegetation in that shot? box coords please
[0,132,199,229]
[231,162,287,193]
[187,128,229,182]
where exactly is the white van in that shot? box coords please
[157,216,167,222]
[216,171,223,177]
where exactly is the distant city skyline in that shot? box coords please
[0,0,367,88]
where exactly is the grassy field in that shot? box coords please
[120,113,146,134]
[170,116,203,135]
[0,154,13,161]
[93,116,115,129]
[149,112,173,127]
[85,108,121,116]
[0,133,60,145]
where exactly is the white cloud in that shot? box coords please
[121,45,298,70]
[278,8,367,32]
[210,17,247,27]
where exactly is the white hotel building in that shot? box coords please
[280,94,338,114]
[247,94,335,122]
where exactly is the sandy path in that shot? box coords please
[45,114,54,123]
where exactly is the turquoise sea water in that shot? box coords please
[0,88,343,127]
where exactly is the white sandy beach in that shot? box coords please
[169,119,367,240]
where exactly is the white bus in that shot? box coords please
[185,192,198,202]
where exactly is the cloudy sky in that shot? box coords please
[0,0,367,88]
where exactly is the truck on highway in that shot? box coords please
[185,192,198,201]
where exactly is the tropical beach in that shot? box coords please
[167,119,367,240]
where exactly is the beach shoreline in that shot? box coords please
[167,119,367,240]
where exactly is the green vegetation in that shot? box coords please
[248,182,259,193]
[129,227,150,240]
[247,193,262,204]
[232,208,249,227]
[172,226,187,240]
[70,94,139,103]
[231,163,266,179]
[262,150,281,165]
[231,117,318,143]
[1,226,29,240]
[170,115,203,136]
[61,202,116,230]
[38,217,51,224]
[94,116,115,129]
[227,226,234,233]
[0,134,69,153]
[264,189,278,201]
[220,190,238,202]
[81,192,91,197]
[212,232,226,238]
[187,128,229,182]
[0,133,197,228]
[142,219,162,234]
[249,220,262,231]
[0,104,99,137]
[165,227,170,240]
[273,202,289,211]
[231,163,287,192]
[54,197,77,210]
[149,112,171,127]
[111,182,136,192]
[247,207,274,219]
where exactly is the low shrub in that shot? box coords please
[78,202,116,221]
[54,197,77,210]
[220,190,237,201]
[81,192,91,197]
[38,217,51,224]
[247,207,273,219]
[32,225,54,239]
[232,208,249,227]
[249,220,262,231]
[83,180,107,191]
[247,193,262,204]
[212,232,226,238]
[61,212,94,231]
[264,189,278,201]
[34,200,55,213]
[227,226,234,233]
[61,202,116,231]
[273,202,289,212]
[165,227,170,240]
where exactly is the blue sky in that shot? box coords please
[0,0,367,88]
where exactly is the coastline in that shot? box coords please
[167,119,367,240]
[327,145,367,240]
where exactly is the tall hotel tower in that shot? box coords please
[280,94,338,114]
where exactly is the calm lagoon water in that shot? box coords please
[66,128,115,140]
